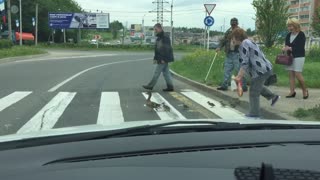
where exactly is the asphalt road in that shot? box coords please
[0,50,246,136]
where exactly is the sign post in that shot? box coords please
[204,16,214,51]
[203,4,216,51]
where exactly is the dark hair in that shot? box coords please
[231,28,247,42]
[230,17,238,24]
[154,23,163,29]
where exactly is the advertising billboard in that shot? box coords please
[48,12,110,29]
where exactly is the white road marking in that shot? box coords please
[14,54,117,63]
[17,92,76,134]
[0,92,32,112]
[142,92,186,120]
[181,90,245,119]
[48,58,150,92]
[97,92,124,126]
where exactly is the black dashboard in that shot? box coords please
[1,129,320,180]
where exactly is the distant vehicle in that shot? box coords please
[89,39,98,45]
[209,42,220,49]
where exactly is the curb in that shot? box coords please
[171,70,294,120]
[0,52,50,65]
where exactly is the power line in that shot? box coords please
[149,0,170,24]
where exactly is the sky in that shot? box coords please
[76,0,257,31]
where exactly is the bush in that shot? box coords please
[0,39,14,49]
[308,47,320,62]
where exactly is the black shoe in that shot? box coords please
[217,86,228,91]
[271,95,280,106]
[142,85,153,90]
[163,88,174,92]
[303,90,309,100]
[286,92,296,98]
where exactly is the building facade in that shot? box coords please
[287,0,320,36]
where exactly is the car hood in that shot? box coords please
[0,119,320,143]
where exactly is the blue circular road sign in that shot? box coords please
[204,16,214,27]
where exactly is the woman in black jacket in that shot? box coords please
[282,18,308,99]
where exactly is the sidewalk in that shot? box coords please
[171,70,320,120]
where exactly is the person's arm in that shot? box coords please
[282,33,291,51]
[291,32,306,55]
[161,36,173,63]
[235,41,250,81]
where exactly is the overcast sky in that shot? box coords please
[76,0,256,31]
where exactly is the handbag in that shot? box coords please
[275,51,293,65]
[264,73,277,86]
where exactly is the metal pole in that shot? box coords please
[35,3,38,46]
[63,29,66,43]
[170,0,173,46]
[19,0,22,46]
[7,0,12,41]
[207,27,210,51]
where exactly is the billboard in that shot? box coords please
[48,12,110,29]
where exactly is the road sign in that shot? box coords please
[204,4,216,15]
[204,16,214,27]
[11,5,19,14]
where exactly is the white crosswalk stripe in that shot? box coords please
[0,90,248,135]
[17,92,76,134]
[0,92,32,112]
[181,90,245,119]
[97,92,124,126]
[142,92,187,120]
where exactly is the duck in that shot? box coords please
[146,92,161,111]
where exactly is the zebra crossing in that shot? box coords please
[0,90,245,136]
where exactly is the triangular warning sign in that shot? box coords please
[204,4,216,15]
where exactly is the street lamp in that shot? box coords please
[142,14,146,33]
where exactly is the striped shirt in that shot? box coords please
[239,39,272,79]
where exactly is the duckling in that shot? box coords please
[162,103,171,112]
[207,101,215,108]
[146,92,161,111]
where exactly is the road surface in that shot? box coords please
[0,50,246,136]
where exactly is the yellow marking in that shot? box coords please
[169,92,219,119]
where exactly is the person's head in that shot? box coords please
[230,18,239,29]
[231,28,248,45]
[154,23,163,34]
[287,18,301,33]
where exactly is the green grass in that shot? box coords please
[0,46,46,59]
[39,42,200,52]
[171,47,320,88]
[293,105,320,121]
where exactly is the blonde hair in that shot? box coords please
[287,18,301,32]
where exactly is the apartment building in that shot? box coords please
[287,0,320,36]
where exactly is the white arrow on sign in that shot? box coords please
[204,4,216,15]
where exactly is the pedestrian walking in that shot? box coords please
[142,23,174,92]
[216,18,247,91]
[282,18,308,99]
[232,28,280,118]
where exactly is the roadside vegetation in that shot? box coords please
[293,105,320,121]
[0,40,46,59]
[171,47,320,88]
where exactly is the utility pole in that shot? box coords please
[170,0,173,45]
[149,0,169,24]
[35,3,38,46]
[19,0,22,46]
[6,0,12,41]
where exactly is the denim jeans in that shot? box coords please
[221,52,247,89]
[249,71,276,117]
[148,63,173,88]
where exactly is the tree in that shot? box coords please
[252,0,290,47]
[312,7,320,36]
[7,0,82,42]
[110,21,123,39]
[246,28,256,36]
